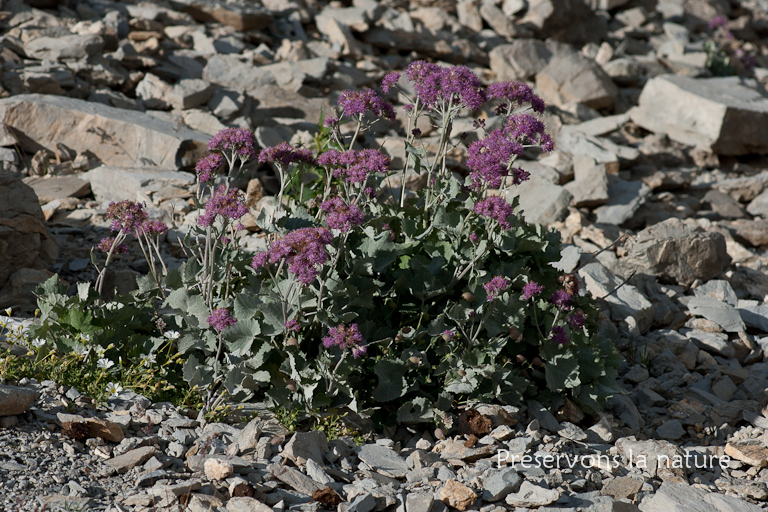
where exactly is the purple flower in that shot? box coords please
[465,130,524,190]
[198,185,248,227]
[473,196,515,230]
[284,319,300,332]
[258,142,316,167]
[504,114,554,152]
[337,89,396,121]
[323,117,340,128]
[522,281,544,300]
[207,308,236,332]
[317,149,390,184]
[321,196,364,232]
[567,309,586,329]
[484,276,510,301]
[487,82,546,114]
[550,290,572,311]
[403,61,486,111]
[411,128,422,138]
[322,323,367,358]
[136,219,168,237]
[709,15,728,30]
[382,223,395,240]
[381,72,401,93]
[442,329,456,341]
[97,237,128,254]
[106,200,148,235]
[207,127,256,159]
[258,227,333,285]
[550,326,569,345]
[469,232,478,243]
[195,153,225,184]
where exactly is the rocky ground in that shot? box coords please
[1,0,768,510]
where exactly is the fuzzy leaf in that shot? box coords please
[397,397,432,424]
[545,352,581,391]
[164,288,208,327]
[373,360,408,402]
[223,318,261,357]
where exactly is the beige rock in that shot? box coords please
[725,440,768,468]
[536,54,618,110]
[226,497,274,512]
[0,384,38,417]
[22,176,91,204]
[168,0,272,31]
[84,418,125,443]
[105,446,156,473]
[204,458,234,480]
[440,479,477,511]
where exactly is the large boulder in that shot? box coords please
[0,171,58,310]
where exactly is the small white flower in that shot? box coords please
[97,358,115,370]
[79,333,90,343]
[95,346,106,358]
[140,353,157,367]
[31,338,46,348]
[72,344,88,357]
[163,330,180,340]
[105,382,123,397]
[4,307,11,317]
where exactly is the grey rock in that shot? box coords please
[526,400,560,433]
[203,54,277,95]
[22,176,91,204]
[504,175,572,226]
[631,75,768,156]
[481,467,522,502]
[536,54,618,110]
[623,218,731,287]
[490,40,552,82]
[358,445,409,478]
[593,177,650,225]
[25,34,104,61]
[105,446,156,474]
[558,422,587,441]
[505,481,560,508]
[557,130,619,174]
[80,166,195,203]
[167,79,213,110]
[684,329,735,358]
[564,156,610,208]
[347,493,378,512]
[586,417,614,443]
[693,280,738,306]
[701,190,746,219]
[305,459,335,486]
[168,0,272,31]
[268,464,323,495]
[406,491,435,512]
[0,384,38,417]
[687,297,745,332]
[614,438,685,479]
[226,497,273,512]
[655,419,686,440]
[521,0,607,45]
[639,482,763,512]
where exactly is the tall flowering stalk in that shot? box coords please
[258,143,316,222]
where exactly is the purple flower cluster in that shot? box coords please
[487,82,546,114]
[317,149,390,184]
[136,219,168,237]
[207,308,236,332]
[403,61,486,111]
[195,153,225,184]
[321,196,364,232]
[106,200,148,235]
[473,196,515,230]
[550,326,569,345]
[442,329,456,341]
[550,290,572,310]
[251,227,333,285]
[208,127,257,160]
[522,281,544,300]
[284,319,300,332]
[504,114,554,152]
[465,130,524,190]
[337,89,395,121]
[709,15,728,29]
[198,185,249,228]
[258,142,316,167]
[380,72,400,93]
[97,237,129,254]
[322,323,367,358]
[484,276,510,301]
[567,309,586,329]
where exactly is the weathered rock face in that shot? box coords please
[631,75,768,155]
[623,218,730,287]
[536,54,618,110]
[0,384,38,417]
[0,171,58,307]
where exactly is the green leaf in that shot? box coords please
[397,397,432,424]
[224,318,261,357]
[372,360,408,402]
[545,352,581,392]
[164,288,209,327]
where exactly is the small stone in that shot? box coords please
[282,431,328,467]
[226,497,274,512]
[439,479,477,511]
[357,444,409,478]
[504,481,560,508]
[481,467,522,502]
[725,440,768,468]
[600,476,643,500]
[204,457,233,480]
[0,384,38,417]
[656,420,686,441]
[105,446,156,474]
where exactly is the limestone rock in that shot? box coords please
[489,40,552,81]
[0,385,38,417]
[167,0,272,31]
[639,482,763,511]
[105,446,156,473]
[282,431,328,467]
[536,54,618,110]
[22,176,91,204]
[505,481,560,508]
[504,175,572,226]
[204,458,233,480]
[439,479,477,511]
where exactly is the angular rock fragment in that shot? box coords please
[536,54,618,110]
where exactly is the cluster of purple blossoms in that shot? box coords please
[403,61,486,111]
[207,308,236,332]
[284,319,300,333]
[484,276,511,301]
[195,153,226,184]
[337,89,396,121]
[567,309,586,329]
[473,196,515,230]
[97,237,129,254]
[258,142,316,167]
[208,127,257,160]
[550,326,569,345]
[522,281,544,300]
[323,117,340,128]
[322,323,367,358]
[550,289,572,310]
[106,200,148,235]
[487,82,546,114]
[442,329,456,341]
[321,197,364,232]
[504,114,554,152]
[709,15,728,29]
[198,185,249,228]
[251,227,333,285]
[380,72,400,93]
[465,130,524,190]
[136,219,169,237]
[317,149,390,184]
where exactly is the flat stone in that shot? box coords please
[687,297,745,332]
[22,176,91,204]
[489,39,552,81]
[536,53,618,110]
[358,444,409,478]
[0,384,38,417]
[693,280,738,306]
[504,175,572,227]
[202,55,276,95]
[204,458,233,480]
[614,438,686,479]
[639,482,763,511]
[405,491,435,512]
[593,177,650,225]
[84,417,125,443]
[105,446,156,474]
[505,481,560,508]
[268,463,323,495]
[579,261,654,333]
[167,0,272,31]
[347,493,377,512]
[226,497,274,512]
[80,166,195,203]
[564,156,610,208]
[0,94,209,168]
[481,466,522,502]
[440,479,477,511]
[282,431,328,467]
[601,477,643,500]
[631,75,768,156]
[149,479,202,497]
[655,419,686,441]
[684,329,735,358]
[724,440,768,468]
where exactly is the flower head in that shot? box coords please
[97,358,115,370]
[323,117,340,128]
[473,196,515,230]
[256,227,333,285]
[550,326,569,344]
[105,200,148,235]
[522,281,544,300]
[208,127,256,160]
[97,237,129,254]
[198,185,248,227]
[284,319,300,333]
[567,309,586,329]
[31,337,46,348]
[163,330,180,340]
[709,15,728,30]
[487,82,546,114]
[258,142,316,167]
[322,323,367,358]
[321,197,364,232]
[381,72,401,93]
[195,153,226,184]
[337,89,396,121]
[207,308,236,332]
[317,149,390,184]
[484,276,510,301]
[550,290,572,310]
[136,219,168,237]
[105,382,123,397]
[404,61,486,111]
[465,129,524,190]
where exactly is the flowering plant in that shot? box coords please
[31,62,620,426]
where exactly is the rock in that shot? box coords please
[615,438,686,479]
[405,491,434,512]
[0,268,56,314]
[23,176,91,204]
[358,444,409,478]
[481,467,522,502]
[655,419,686,440]
[167,0,272,31]
[0,94,209,168]
[439,479,477,511]
[504,175,572,226]
[630,75,768,156]
[687,297,745,332]
[684,329,735,358]
[693,280,738,306]
[204,458,233,480]
[0,385,38,417]
[623,218,730,287]
[564,156,610,207]
[24,34,104,62]
[505,481,560,508]
[593,177,650,226]
[587,417,614,443]
[526,400,561,433]
[202,55,276,95]
[80,166,196,203]
[639,482,764,511]
[346,493,377,512]
[557,130,620,174]
[167,78,212,110]
[601,477,643,500]
[83,418,125,443]
[536,54,618,110]
[489,40,552,82]
[724,440,768,468]
[282,431,328,467]
[521,0,607,45]
[701,190,746,219]
[105,446,156,474]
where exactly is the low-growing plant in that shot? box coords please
[28,61,622,428]
[704,16,755,77]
